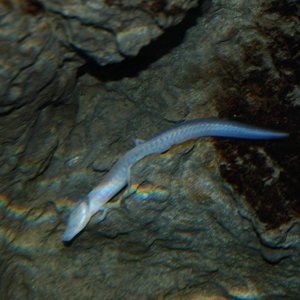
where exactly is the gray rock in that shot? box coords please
[0,0,299,299]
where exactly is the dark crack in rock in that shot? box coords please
[0,0,300,299]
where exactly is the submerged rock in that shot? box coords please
[0,0,299,299]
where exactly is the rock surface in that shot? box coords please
[0,0,299,299]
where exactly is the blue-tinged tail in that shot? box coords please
[204,119,289,140]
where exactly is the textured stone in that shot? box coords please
[0,0,299,299]
[37,0,198,61]
[0,0,198,189]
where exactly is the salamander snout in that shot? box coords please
[62,201,91,242]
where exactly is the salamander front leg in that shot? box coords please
[119,167,137,204]
[93,207,108,223]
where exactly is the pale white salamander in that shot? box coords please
[62,118,288,242]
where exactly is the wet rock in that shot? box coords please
[0,0,299,299]
[38,0,198,58]
[0,0,198,182]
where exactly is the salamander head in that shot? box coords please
[62,201,92,242]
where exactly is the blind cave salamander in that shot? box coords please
[62,118,288,242]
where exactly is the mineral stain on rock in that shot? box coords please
[213,2,300,229]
